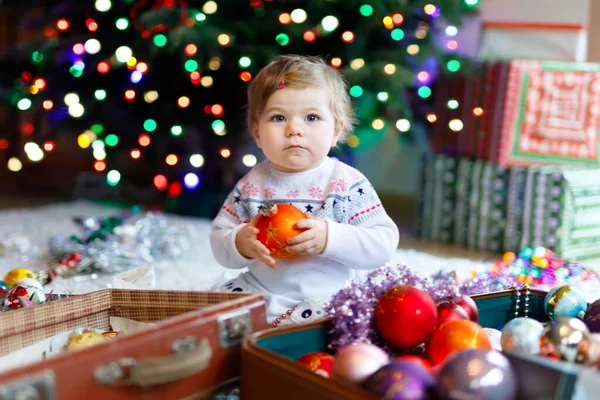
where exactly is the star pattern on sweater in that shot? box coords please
[358,188,364,195]
[305,204,314,213]
[234,196,241,204]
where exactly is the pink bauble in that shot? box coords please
[332,343,390,384]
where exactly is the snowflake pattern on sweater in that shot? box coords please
[216,157,384,227]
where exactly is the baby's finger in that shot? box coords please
[285,240,313,254]
[252,241,270,255]
[294,219,315,230]
[257,253,276,268]
[286,230,315,245]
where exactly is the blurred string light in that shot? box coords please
[396,119,410,132]
[449,119,464,131]
[24,142,44,162]
[359,5,373,16]
[115,46,132,63]
[446,26,458,36]
[115,18,129,30]
[154,174,168,190]
[184,173,200,189]
[106,170,121,186]
[7,157,22,172]
[242,154,257,167]
[95,0,111,13]
[190,154,204,168]
[291,9,307,23]
[321,16,339,32]
[447,59,461,72]
[203,1,217,14]
[463,0,480,9]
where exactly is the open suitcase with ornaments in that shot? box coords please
[242,289,589,400]
[0,289,266,399]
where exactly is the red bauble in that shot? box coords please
[297,352,335,378]
[395,355,433,371]
[437,302,470,326]
[375,286,438,349]
[255,203,308,258]
[426,320,492,365]
[7,286,29,309]
[457,294,479,322]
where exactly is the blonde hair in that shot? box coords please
[247,55,357,142]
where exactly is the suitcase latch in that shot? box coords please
[0,370,55,400]
[218,308,252,349]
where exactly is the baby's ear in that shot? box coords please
[331,120,344,146]
[251,122,261,147]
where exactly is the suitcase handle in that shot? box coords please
[95,336,213,388]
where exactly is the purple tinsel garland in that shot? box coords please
[325,264,514,355]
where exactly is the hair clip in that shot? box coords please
[277,76,285,90]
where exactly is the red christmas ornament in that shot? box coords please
[437,302,469,326]
[255,203,308,258]
[457,294,479,322]
[394,355,433,371]
[375,286,438,349]
[7,286,30,309]
[427,320,492,365]
[297,352,335,378]
[130,0,188,39]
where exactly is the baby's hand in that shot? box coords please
[235,216,276,268]
[285,216,328,256]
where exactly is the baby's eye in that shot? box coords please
[271,115,286,122]
[306,114,320,122]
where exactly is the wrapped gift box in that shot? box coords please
[241,289,585,400]
[498,60,600,167]
[418,153,600,260]
[0,289,266,399]
[416,154,458,243]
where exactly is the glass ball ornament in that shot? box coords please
[544,285,587,320]
[539,317,590,364]
[483,328,502,351]
[437,350,517,400]
[584,298,600,333]
[363,361,435,400]
[255,203,308,258]
[375,286,438,349]
[332,343,389,384]
[297,352,335,378]
[427,320,492,365]
[501,317,544,354]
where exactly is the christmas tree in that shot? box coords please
[0,0,479,215]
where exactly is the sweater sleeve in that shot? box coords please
[210,187,252,269]
[321,177,399,269]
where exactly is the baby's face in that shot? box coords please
[254,86,341,173]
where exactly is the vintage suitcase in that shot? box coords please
[242,289,582,400]
[0,289,266,399]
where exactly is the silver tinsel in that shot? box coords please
[44,211,190,280]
